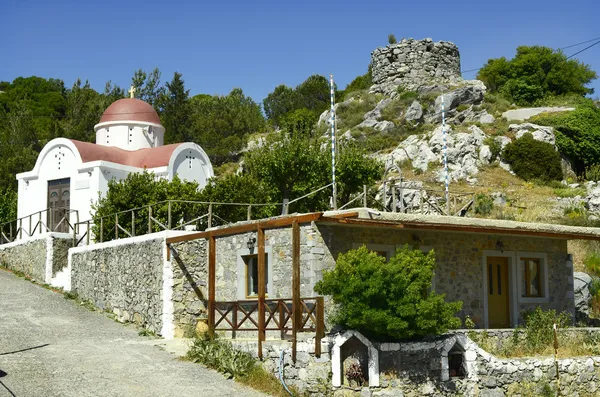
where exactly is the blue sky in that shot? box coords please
[1,0,598,103]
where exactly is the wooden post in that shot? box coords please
[208,236,216,336]
[86,221,90,245]
[208,203,213,228]
[292,221,301,363]
[19,219,22,239]
[168,201,172,230]
[315,296,324,358]
[148,206,153,234]
[232,304,237,339]
[392,188,397,213]
[257,225,266,359]
[247,205,252,221]
[115,214,119,240]
[132,211,136,237]
[363,185,367,208]
[100,217,104,242]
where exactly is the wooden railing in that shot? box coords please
[213,297,325,358]
[0,208,78,244]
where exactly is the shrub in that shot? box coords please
[474,193,494,216]
[590,277,600,297]
[502,133,563,181]
[521,307,570,353]
[584,252,600,277]
[388,34,397,45]
[314,246,462,340]
[586,164,600,182]
[398,90,418,102]
[483,137,501,162]
[187,333,256,378]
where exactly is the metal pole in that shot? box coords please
[330,74,337,210]
[208,203,213,228]
[132,211,136,237]
[247,205,252,221]
[363,185,367,208]
[100,217,104,242]
[148,206,152,234]
[115,214,118,240]
[392,187,397,213]
[168,201,172,230]
[442,93,450,215]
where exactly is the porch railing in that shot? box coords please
[213,297,325,358]
[0,207,78,244]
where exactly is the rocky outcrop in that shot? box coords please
[574,272,593,321]
[370,38,462,96]
[508,123,556,146]
[387,125,495,182]
[405,101,423,122]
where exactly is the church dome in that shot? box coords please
[99,98,161,125]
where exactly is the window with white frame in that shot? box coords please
[243,254,269,298]
[517,252,548,301]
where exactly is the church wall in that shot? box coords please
[172,148,209,185]
[95,123,165,151]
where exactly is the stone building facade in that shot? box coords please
[370,38,462,96]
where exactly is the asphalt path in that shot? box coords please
[0,269,267,397]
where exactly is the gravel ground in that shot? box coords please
[0,269,267,397]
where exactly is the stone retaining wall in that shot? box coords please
[0,233,72,286]
[232,330,600,396]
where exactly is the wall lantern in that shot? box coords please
[247,236,256,253]
[496,240,505,253]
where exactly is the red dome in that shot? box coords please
[99,98,161,125]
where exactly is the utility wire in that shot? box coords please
[461,35,600,75]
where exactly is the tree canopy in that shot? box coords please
[477,46,597,105]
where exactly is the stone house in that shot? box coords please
[167,208,600,331]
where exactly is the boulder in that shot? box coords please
[479,112,495,124]
[357,118,379,129]
[364,98,392,120]
[429,80,486,123]
[405,101,423,122]
[509,123,556,146]
[374,120,395,132]
[574,272,593,320]
[479,145,492,164]
[587,187,600,213]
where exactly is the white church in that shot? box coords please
[16,90,214,235]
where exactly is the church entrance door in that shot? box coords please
[47,178,71,233]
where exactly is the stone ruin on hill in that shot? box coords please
[369,38,463,96]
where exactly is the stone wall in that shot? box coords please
[234,330,600,396]
[370,38,462,96]
[170,239,208,337]
[316,224,574,328]
[0,233,72,285]
[70,235,166,334]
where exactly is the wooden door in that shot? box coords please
[47,178,71,233]
[487,256,510,328]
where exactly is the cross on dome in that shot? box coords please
[128,85,136,99]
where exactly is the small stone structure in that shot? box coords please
[0,233,72,287]
[370,38,462,96]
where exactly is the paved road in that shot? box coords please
[0,269,267,397]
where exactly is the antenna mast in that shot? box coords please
[330,74,337,210]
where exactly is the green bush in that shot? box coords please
[590,277,600,297]
[398,90,418,101]
[502,133,563,181]
[584,252,600,277]
[474,193,494,216]
[187,333,256,378]
[483,137,502,162]
[533,100,600,173]
[586,164,600,182]
[521,307,570,352]
[314,246,462,340]
[388,34,397,44]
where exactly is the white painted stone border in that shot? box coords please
[331,330,379,387]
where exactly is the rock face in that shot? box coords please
[574,272,593,321]
[405,101,423,122]
[387,125,495,182]
[370,38,462,96]
[508,123,556,146]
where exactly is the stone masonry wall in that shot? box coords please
[170,239,208,337]
[370,38,462,96]
[316,225,573,328]
[70,237,166,334]
[0,233,72,284]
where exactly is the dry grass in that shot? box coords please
[237,366,307,397]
